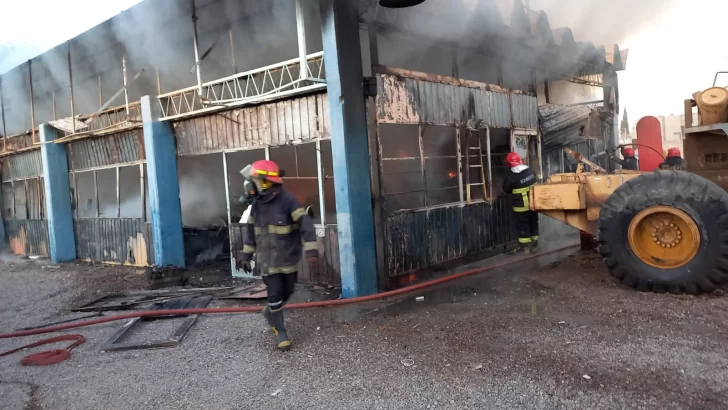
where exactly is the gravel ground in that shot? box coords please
[1,243,727,409]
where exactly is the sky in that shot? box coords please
[616,0,728,122]
[0,0,726,124]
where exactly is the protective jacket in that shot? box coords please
[659,156,687,170]
[502,165,537,212]
[241,185,318,275]
[613,155,639,171]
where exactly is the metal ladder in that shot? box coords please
[464,129,488,204]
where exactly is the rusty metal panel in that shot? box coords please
[67,130,145,170]
[376,75,421,124]
[3,132,35,152]
[1,150,43,181]
[3,219,49,257]
[376,74,530,128]
[74,218,153,266]
[511,93,538,128]
[385,198,517,277]
[174,93,328,156]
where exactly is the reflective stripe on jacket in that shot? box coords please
[502,165,537,212]
[241,185,318,275]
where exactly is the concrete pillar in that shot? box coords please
[40,124,76,262]
[0,188,5,251]
[320,0,378,297]
[141,95,185,267]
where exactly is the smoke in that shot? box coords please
[177,154,228,228]
[526,0,681,47]
[367,0,681,89]
[1,0,319,136]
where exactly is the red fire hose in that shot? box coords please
[0,335,86,366]
[0,245,578,363]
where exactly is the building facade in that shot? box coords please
[0,0,624,297]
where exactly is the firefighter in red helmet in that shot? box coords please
[238,159,319,351]
[659,147,687,170]
[611,146,639,171]
[502,152,539,252]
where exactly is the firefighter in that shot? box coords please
[659,147,687,170]
[502,152,539,252]
[237,160,319,351]
[611,146,639,171]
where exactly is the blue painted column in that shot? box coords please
[40,124,76,262]
[141,95,185,267]
[0,187,6,250]
[320,0,378,297]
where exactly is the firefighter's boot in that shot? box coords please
[269,307,292,351]
[261,305,273,327]
[510,245,531,255]
[530,236,539,252]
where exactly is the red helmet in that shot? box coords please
[622,147,635,157]
[667,147,681,158]
[248,160,283,184]
[504,152,523,167]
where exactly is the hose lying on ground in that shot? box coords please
[0,245,579,342]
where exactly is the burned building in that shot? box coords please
[0,0,625,297]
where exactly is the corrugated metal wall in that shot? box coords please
[67,129,145,170]
[1,150,43,181]
[74,219,153,266]
[4,219,49,257]
[68,130,151,265]
[2,132,35,152]
[375,74,537,128]
[173,93,330,156]
[2,150,48,257]
[229,223,341,285]
[385,199,516,276]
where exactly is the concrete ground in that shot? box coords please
[1,242,728,409]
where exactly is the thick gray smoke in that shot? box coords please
[0,0,321,136]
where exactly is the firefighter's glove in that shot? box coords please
[236,257,253,274]
[307,256,320,276]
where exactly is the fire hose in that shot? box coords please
[0,245,579,364]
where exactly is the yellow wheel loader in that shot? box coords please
[532,76,728,294]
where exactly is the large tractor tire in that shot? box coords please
[598,171,728,294]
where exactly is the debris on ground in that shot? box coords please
[100,295,212,352]
[401,359,415,367]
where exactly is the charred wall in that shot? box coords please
[374,71,536,278]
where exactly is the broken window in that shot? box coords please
[0,177,45,220]
[271,142,322,224]
[423,125,459,206]
[119,165,143,219]
[1,182,13,218]
[380,124,425,214]
[97,168,117,218]
[71,163,146,220]
[178,154,227,228]
[73,171,97,218]
[488,128,513,196]
[226,149,267,222]
[380,124,464,214]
